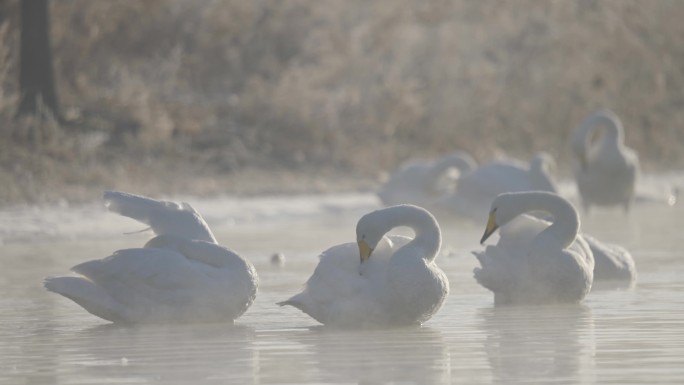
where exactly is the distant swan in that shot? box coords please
[377,151,477,207]
[473,192,594,305]
[278,204,449,327]
[438,152,557,219]
[571,110,639,212]
[44,191,258,324]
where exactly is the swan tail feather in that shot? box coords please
[44,276,128,323]
[471,250,509,293]
[276,298,304,310]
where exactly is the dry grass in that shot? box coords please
[1,0,684,205]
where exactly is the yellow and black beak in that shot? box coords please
[480,212,499,244]
[358,240,373,263]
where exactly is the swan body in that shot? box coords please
[439,152,557,219]
[571,110,639,212]
[474,192,594,305]
[44,191,258,324]
[279,205,449,328]
[378,151,477,207]
[583,234,636,283]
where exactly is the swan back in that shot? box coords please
[583,234,636,283]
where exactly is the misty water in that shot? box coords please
[1,175,683,384]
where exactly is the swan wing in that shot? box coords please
[458,162,533,199]
[49,246,256,323]
[472,245,526,298]
[45,248,211,322]
[278,242,377,325]
[582,233,636,281]
[73,248,211,296]
[103,191,216,243]
[279,236,405,326]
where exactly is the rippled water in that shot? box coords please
[1,183,683,384]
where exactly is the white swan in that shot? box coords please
[377,151,477,207]
[438,152,557,219]
[571,110,639,212]
[278,204,449,328]
[473,192,594,305]
[583,233,636,284]
[44,191,258,324]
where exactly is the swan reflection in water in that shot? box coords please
[57,323,258,384]
[480,304,596,384]
[270,326,451,384]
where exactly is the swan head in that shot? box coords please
[480,192,527,244]
[356,211,386,263]
[480,209,500,244]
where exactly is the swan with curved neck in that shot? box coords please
[357,205,442,263]
[429,151,477,180]
[528,152,558,193]
[571,110,639,212]
[475,191,594,305]
[279,204,449,327]
[377,151,477,207]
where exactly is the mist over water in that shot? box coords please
[1,174,683,384]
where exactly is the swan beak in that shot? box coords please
[480,213,499,244]
[358,240,373,263]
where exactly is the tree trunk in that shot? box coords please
[16,0,59,119]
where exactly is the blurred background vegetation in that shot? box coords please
[1,0,683,204]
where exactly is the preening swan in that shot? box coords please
[473,192,594,305]
[44,191,258,324]
[378,151,477,207]
[278,204,449,328]
[571,110,639,212]
[438,152,557,219]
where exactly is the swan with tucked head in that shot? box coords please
[474,191,594,305]
[378,151,477,207]
[437,152,558,220]
[571,110,639,212]
[44,191,258,324]
[279,204,449,328]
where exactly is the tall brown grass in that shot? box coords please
[1,0,684,204]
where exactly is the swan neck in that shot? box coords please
[380,206,441,261]
[512,194,580,249]
[579,111,625,148]
[431,153,476,176]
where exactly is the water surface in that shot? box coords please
[1,185,683,384]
